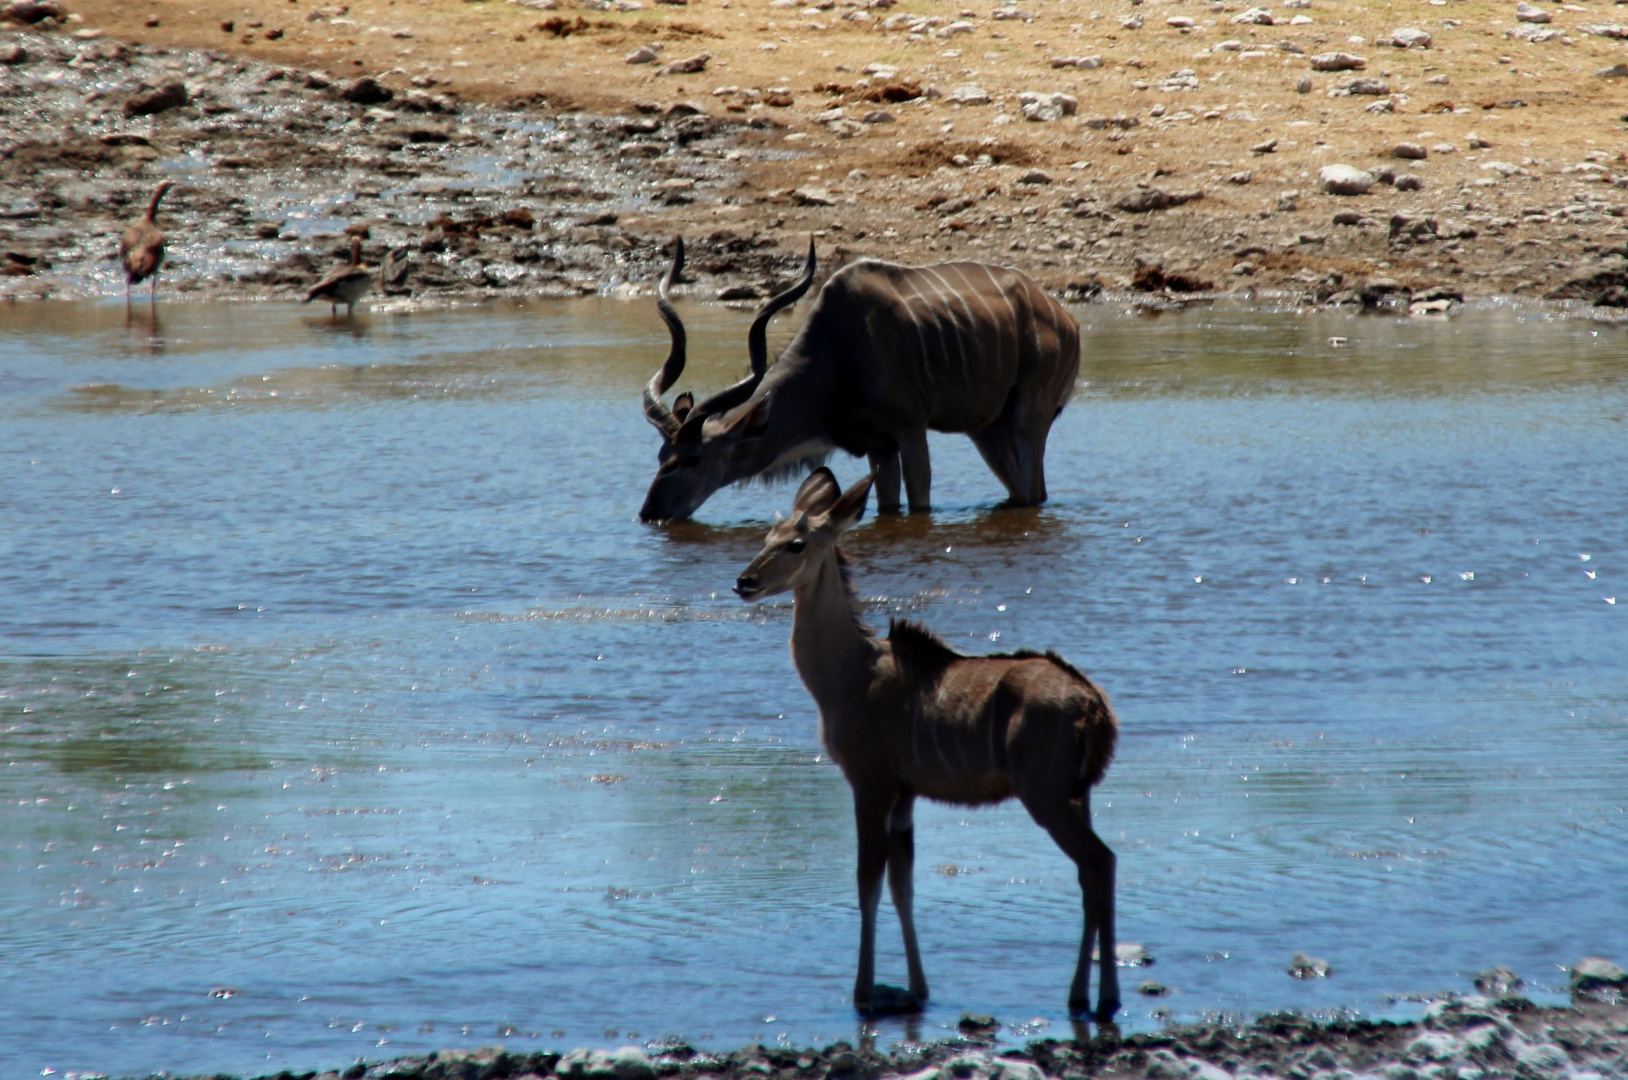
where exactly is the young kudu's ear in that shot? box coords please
[818,473,872,533]
[792,467,842,517]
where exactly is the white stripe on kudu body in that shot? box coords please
[638,246,1081,521]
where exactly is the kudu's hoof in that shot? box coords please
[857,984,922,1017]
[1067,997,1122,1024]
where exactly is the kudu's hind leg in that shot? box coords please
[869,450,904,515]
[971,390,1049,507]
[1025,793,1120,1021]
[886,793,929,1001]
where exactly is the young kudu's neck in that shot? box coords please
[790,552,877,722]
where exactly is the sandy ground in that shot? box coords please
[9,0,1625,305]
[93,991,1628,1080]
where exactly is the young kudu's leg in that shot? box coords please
[869,450,904,515]
[886,792,929,1002]
[896,428,932,513]
[1024,791,1120,1021]
[852,786,895,1012]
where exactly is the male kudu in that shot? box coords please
[640,241,1080,522]
[733,468,1122,1020]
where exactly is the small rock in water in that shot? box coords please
[1288,951,1333,978]
[958,1012,1000,1035]
[1139,980,1171,996]
[1570,956,1627,993]
[1092,941,1154,966]
[1475,966,1523,995]
[556,1048,657,1080]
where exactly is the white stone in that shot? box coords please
[1320,163,1376,194]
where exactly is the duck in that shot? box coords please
[119,179,173,305]
[304,235,373,316]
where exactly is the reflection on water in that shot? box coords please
[0,300,1625,1079]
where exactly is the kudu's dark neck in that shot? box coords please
[754,340,836,449]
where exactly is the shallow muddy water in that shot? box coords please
[1,299,1625,1080]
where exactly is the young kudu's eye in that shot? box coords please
[785,538,806,554]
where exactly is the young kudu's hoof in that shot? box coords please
[856,984,923,1017]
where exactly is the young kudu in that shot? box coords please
[733,468,1122,1021]
[640,241,1080,522]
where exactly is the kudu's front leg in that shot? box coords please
[852,790,892,1013]
[886,793,928,1002]
[869,451,903,515]
[897,428,931,513]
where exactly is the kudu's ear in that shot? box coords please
[725,395,771,438]
[672,392,695,423]
[791,467,841,516]
[818,473,872,534]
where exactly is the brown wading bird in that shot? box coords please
[119,179,173,306]
[640,239,1080,522]
[733,468,1122,1021]
[304,236,373,316]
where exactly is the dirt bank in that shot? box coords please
[87,992,1628,1080]
[6,0,1628,308]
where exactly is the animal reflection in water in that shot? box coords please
[733,468,1122,1021]
[639,239,1081,523]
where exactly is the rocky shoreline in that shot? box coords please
[86,987,1628,1080]
[6,20,1628,315]
[0,26,808,305]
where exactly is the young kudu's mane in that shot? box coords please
[832,547,879,640]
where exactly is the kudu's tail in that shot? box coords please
[1072,683,1120,797]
